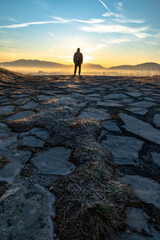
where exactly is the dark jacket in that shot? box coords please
[73,52,83,65]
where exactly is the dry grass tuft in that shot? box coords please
[52,160,141,240]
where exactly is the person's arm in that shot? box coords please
[81,54,83,64]
[73,53,76,63]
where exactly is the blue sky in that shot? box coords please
[0,0,160,66]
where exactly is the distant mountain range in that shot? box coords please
[109,62,160,71]
[0,59,160,71]
[0,59,67,69]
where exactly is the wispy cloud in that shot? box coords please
[104,38,131,44]
[134,32,150,39]
[73,19,104,24]
[81,24,148,35]
[114,2,123,11]
[52,16,104,24]
[0,16,104,29]
[0,21,60,29]
[48,32,54,37]
[34,0,49,10]
[83,44,106,53]
[8,18,17,22]
[112,18,145,24]
[51,17,71,23]
[83,38,131,53]
[102,12,123,18]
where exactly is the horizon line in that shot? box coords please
[0,58,160,68]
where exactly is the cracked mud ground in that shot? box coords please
[0,68,160,240]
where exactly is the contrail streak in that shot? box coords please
[98,0,159,55]
[99,0,112,14]
[135,34,160,55]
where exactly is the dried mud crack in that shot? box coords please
[0,68,160,240]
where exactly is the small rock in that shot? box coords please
[121,175,160,209]
[31,147,75,175]
[126,207,149,233]
[151,152,160,168]
[102,135,143,165]
[20,136,45,148]
[153,114,160,128]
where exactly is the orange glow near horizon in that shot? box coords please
[0,51,159,69]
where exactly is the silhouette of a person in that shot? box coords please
[73,48,83,76]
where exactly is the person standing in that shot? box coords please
[73,48,83,76]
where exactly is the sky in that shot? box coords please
[0,0,160,67]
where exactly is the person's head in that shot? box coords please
[77,48,80,53]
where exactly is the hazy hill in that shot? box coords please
[0,60,160,71]
[83,63,105,69]
[0,59,68,69]
[109,62,160,71]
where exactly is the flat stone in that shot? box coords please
[153,114,160,128]
[38,95,54,101]
[102,135,143,165]
[20,136,45,148]
[126,207,149,232]
[0,150,31,183]
[102,120,121,133]
[151,152,160,167]
[85,96,100,101]
[11,94,29,98]
[97,101,123,107]
[143,97,156,102]
[125,107,148,115]
[15,97,30,102]
[130,101,157,108]
[117,231,152,240]
[19,127,49,140]
[29,127,49,139]
[104,93,128,99]
[20,101,39,109]
[86,93,100,97]
[125,91,142,98]
[121,98,133,103]
[31,147,75,175]
[78,108,111,121]
[80,89,94,94]
[0,123,18,149]
[121,175,160,209]
[7,110,35,121]
[0,105,15,115]
[0,96,9,103]
[71,93,83,99]
[0,184,55,240]
[120,113,160,145]
[77,101,88,108]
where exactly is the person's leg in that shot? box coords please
[74,64,77,75]
[79,64,81,75]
